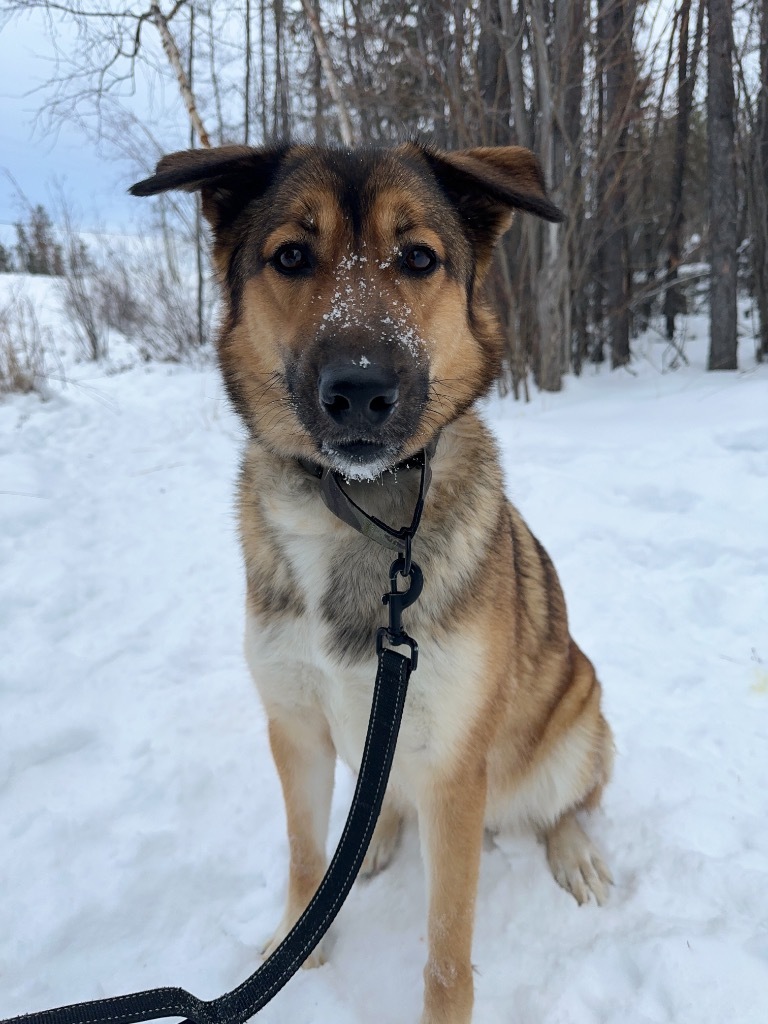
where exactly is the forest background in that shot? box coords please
[0,0,766,396]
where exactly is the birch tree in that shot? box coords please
[300,0,355,144]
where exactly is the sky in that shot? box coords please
[0,7,187,233]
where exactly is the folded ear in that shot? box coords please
[420,144,565,272]
[129,145,288,230]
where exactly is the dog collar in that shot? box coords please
[297,436,438,554]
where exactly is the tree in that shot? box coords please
[15,205,63,276]
[0,242,14,273]
[300,0,354,144]
[0,2,214,154]
[743,0,768,362]
[597,0,637,370]
[663,0,705,341]
[707,0,738,369]
[757,0,768,362]
[0,0,750,388]
[527,0,570,392]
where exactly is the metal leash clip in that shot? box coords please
[376,554,424,669]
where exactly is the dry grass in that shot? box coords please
[0,295,51,398]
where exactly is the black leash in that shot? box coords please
[2,447,433,1024]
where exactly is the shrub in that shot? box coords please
[0,295,51,397]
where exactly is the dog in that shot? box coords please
[131,142,614,1024]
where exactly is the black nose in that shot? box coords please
[318,361,399,428]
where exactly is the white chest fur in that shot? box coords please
[243,498,485,797]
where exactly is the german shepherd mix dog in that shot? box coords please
[131,143,613,1023]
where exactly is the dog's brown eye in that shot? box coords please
[403,246,438,274]
[274,245,311,274]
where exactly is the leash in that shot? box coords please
[2,447,433,1024]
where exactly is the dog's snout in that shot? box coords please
[318,361,399,428]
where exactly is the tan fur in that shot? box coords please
[131,142,612,1023]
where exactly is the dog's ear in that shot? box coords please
[421,145,565,270]
[129,145,287,230]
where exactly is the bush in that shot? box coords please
[60,234,108,361]
[89,238,211,363]
[129,254,204,361]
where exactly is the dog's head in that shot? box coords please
[131,143,563,479]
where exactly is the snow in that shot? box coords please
[1,285,767,1022]
[320,250,426,360]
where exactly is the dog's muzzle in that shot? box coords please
[287,341,429,477]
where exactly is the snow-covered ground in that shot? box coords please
[1,281,767,1023]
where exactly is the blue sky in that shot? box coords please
[0,9,187,232]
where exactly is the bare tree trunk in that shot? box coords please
[449,0,470,145]
[761,0,768,258]
[497,1,537,383]
[663,0,705,340]
[562,0,588,374]
[477,0,507,145]
[301,0,354,145]
[753,0,768,361]
[477,0,515,385]
[273,0,290,138]
[593,13,607,366]
[707,0,738,369]
[245,0,252,143]
[188,4,204,348]
[551,0,579,376]
[498,0,532,149]
[150,2,211,148]
[663,0,692,339]
[345,0,380,143]
[528,0,567,392]
[207,6,225,144]
[598,0,633,369]
[414,0,469,148]
[311,0,325,143]
[260,0,268,140]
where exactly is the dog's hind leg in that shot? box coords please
[261,709,336,968]
[526,643,614,907]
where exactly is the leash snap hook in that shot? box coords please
[377,557,423,670]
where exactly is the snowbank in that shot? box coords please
[1,308,766,1022]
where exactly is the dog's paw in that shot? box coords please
[360,800,403,879]
[545,814,613,906]
[262,920,327,969]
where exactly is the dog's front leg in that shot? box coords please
[262,709,336,967]
[418,762,487,1024]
